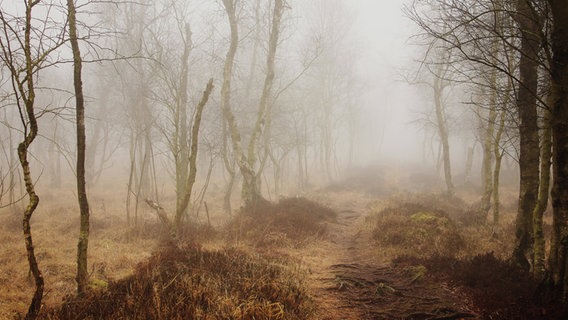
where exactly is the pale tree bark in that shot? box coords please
[220,0,257,207]
[512,0,542,271]
[480,78,497,216]
[492,108,506,227]
[222,121,236,215]
[221,0,287,209]
[432,59,454,195]
[533,101,552,280]
[245,0,286,203]
[174,23,192,221]
[173,79,214,233]
[67,0,90,296]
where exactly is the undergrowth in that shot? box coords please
[40,243,314,320]
[372,193,565,319]
[227,197,337,247]
[394,253,568,320]
[371,201,465,257]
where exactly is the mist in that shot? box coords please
[1,0,565,319]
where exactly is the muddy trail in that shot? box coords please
[301,195,478,320]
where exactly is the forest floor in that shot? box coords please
[294,191,477,319]
[1,166,567,319]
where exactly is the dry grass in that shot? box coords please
[40,243,315,320]
[369,191,566,319]
[369,198,465,258]
[1,188,323,319]
[226,197,337,248]
[368,192,518,260]
[0,189,156,319]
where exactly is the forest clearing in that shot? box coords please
[2,0,568,319]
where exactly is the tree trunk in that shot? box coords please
[126,132,137,226]
[512,0,541,271]
[481,79,498,216]
[175,24,192,220]
[174,79,214,232]
[220,0,261,209]
[222,122,236,215]
[492,109,506,227]
[246,0,285,197]
[67,0,90,296]
[533,103,552,280]
[17,2,44,318]
[433,64,454,195]
[548,0,568,299]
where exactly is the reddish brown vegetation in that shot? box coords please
[395,253,568,319]
[371,193,566,319]
[40,244,314,320]
[227,197,337,247]
[371,199,466,257]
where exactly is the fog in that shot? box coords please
[7,0,567,318]
[0,0,521,210]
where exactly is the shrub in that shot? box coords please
[372,202,465,257]
[227,197,337,247]
[41,244,314,320]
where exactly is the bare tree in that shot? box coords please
[406,0,546,271]
[66,0,91,296]
[0,1,65,318]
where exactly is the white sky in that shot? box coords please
[343,0,425,164]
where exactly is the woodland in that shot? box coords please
[1,0,568,319]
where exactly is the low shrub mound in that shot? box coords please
[41,244,314,320]
[228,197,337,247]
[386,192,485,225]
[394,253,568,320]
[372,201,465,257]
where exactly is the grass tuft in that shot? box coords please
[227,197,337,248]
[371,201,465,257]
[40,244,314,320]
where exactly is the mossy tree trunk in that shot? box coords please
[0,1,59,317]
[67,0,91,296]
[174,24,192,222]
[511,0,542,271]
[174,79,214,233]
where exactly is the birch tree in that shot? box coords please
[66,0,91,296]
[221,0,287,208]
[0,1,65,318]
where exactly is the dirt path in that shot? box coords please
[299,193,477,320]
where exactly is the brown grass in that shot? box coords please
[370,200,465,258]
[40,243,315,320]
[226,197,337,248]
[0,189,156,319]
[371,192,566,319]
[394,253,567,319]
[368,192,519,260]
